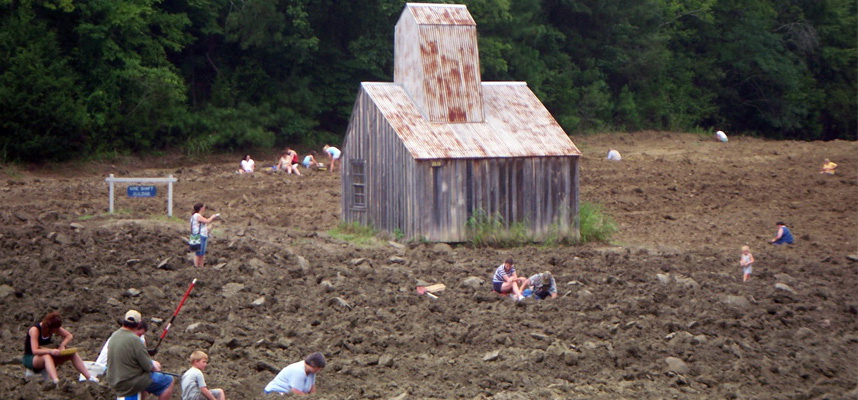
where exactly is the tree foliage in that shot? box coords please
[0,0,854,161]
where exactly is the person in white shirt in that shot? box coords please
[606,148,622,161]
[238,155,255,174]
[80,320,147,381]
[264,352,326,395]
[323,145,341,173]
[715,130,728,142]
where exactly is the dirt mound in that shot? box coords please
[1,133,856,399]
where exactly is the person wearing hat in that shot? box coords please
[264,352,326,395]
[80,320,148,381]
[106,310,174,400]
[769,222,795,245]
[525,271,557,300]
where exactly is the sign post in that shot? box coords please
[105,174,178,217]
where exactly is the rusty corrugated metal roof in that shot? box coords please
[395,3,483,123]
[361,82,581,159]
[405,3,475,26]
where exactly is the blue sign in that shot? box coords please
[127,185,157,197]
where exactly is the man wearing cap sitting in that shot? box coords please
[264,352,326,395]
[525,271,557,300]
[107,310,174,400]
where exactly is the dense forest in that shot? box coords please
[1,0,855,162]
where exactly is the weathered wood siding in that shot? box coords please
[343,86,580,242]
[394,4,483,123]
[342,88,421,238]
[414,157,579,242]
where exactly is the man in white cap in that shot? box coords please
[107,310,174,400]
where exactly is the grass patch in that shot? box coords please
[466,203,616,247]
[578,201,617,243]
[150,214,184,224]
[1,164,23,179]
[78,214,97,221]
[465,210,533,248]
[329,222,382,246]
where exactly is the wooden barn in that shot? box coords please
[340,3,582,242]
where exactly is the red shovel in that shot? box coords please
[149,278,196,355]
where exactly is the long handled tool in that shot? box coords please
[149,278,197,356]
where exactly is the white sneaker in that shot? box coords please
[88,376,99,383]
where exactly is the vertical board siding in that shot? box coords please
[407,156,578,242]
[395,5,483,124]
[343,89,420,239]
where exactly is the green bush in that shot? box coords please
[578,201,617,243]
[329,222,381,246]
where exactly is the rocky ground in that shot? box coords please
[0,131,856,399]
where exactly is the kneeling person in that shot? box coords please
[526,271,557,299]
[182,351,226,400]
[264,352,326,395]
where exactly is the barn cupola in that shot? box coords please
[394,3,484,123]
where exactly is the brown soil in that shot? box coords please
[0,132,856,399]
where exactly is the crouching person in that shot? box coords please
[264,352,326,395]
[525,271,557,299]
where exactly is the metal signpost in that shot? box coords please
[105,174,178,217]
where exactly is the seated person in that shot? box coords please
[525,271,557,300]
[715,130,728,142]
[80,320,147,380]
[491,258,526,300]
[24,311,97,384]
[820,158,837,175]
[769,221,794,245]
[238,155,255,174]
[275,151,301,175]
[181,351,226,400]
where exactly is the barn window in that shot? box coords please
[350,159,366,209]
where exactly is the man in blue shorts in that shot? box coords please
[107,310,174,400]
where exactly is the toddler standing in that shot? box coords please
[740,246,755,282]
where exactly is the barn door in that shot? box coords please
[430,160,446,240]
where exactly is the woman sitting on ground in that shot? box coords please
[238,154,255,174]
[276,150,301,175]
[24,311,96,384]
[491,258,527,300]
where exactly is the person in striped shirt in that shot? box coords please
[492,258,527,300]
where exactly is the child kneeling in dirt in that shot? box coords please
[181,351,226,400]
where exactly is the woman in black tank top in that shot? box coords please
[23,311,95,383]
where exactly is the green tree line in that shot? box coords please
[1,0,854,162]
